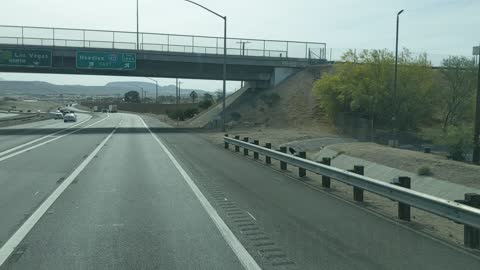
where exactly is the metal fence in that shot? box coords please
[0,25,326,60]
[224,135,480,249]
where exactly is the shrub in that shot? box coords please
[260,93,280,107]
[184,108,199,118]
[417,166,433,176]
[230,112,242,121]
[167,108,199,120]
[198,100,213,110]
[423,125,473,161]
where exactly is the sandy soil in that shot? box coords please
[327,142,480,190]
[0,99,61,112]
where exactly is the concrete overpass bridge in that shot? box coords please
[0,25,327,88]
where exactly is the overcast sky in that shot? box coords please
[0,0,479,91]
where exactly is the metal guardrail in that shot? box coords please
[224,136,480,231]
[0,25,327,60]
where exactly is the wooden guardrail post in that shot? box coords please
[279,146,287,170]
[392,176,411,221]
[265,143,272,164]
[253,140,259,160]
[224,134,229,149]
[243,137,249,156]
[455,193,480,249]
[298,151,306,177]
[234,136,240,152]
[320,157,331,188]
[352,165,364,202]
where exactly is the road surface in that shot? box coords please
[0,112,478,270]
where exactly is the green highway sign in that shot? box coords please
[0,48,52,67]
[76,51,136,70]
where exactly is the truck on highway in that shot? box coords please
[108,105,118,113]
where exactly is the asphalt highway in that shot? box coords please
[0,112,478,270]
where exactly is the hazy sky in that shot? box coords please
[0,0,479,91]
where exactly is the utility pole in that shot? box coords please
[473,44,480,164]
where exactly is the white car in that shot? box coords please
[53,112,64,120]
[63,113,77,122]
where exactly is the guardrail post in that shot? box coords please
[234,136,240,152]
[280,147,287,170]
[265,143,272,164]
[298,151,306,177]
[253,140,259,160]
[243,137,249,156]
[455,193,480,249]
[353,165,364,202]
[320,157,331,188]
[224,134,229,149]
[392,176,411,221]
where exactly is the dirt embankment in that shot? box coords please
[224,65,333,129]
[327,142,480,190]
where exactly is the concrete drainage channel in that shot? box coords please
[223,134,480,251]
[194,176,298,270]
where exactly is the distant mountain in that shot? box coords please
[105,81,209,96]
[0,80,209,97]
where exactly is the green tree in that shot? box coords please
[124,91,140,103]
[203,93,214,102]
[189,90,198,103]
[439,56,476,130]
[313,49,437,130]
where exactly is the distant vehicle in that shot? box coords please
[54,112,64,120]
[108,104,117,113]
[63,113,77,122]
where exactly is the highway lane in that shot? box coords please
[141,114,480,270]
[0,112,94,154]
[0,113,115,246]
[0,113,250,270]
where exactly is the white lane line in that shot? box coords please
[0,115,93,158]
[0,119,122,267]
[246,211,257,221]
[139,116,261,270]
[0,114,110,163]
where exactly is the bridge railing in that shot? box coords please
[0,25,326,60]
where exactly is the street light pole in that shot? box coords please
[184,0,227,132]
[146,77,159,104]
[392,9,404,147]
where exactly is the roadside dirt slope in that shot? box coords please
[225,65,332,129]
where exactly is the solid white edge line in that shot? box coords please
[0,114,110,163]
[0,119,122,267]
[139,116,262,270]
[0,114,93,157]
